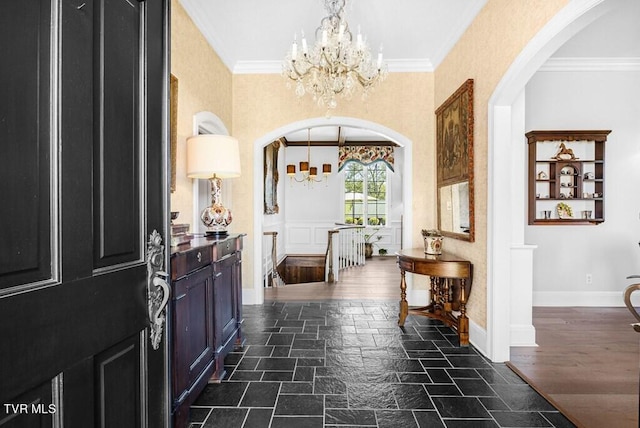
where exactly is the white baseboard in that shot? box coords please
[469,319,488,357]
[510,324,538,347]
[243,287,263,305]
[533,290,639,307]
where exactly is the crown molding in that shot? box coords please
[233,58,435,75]
[233,61,281,74]
[386,59,435,73]
[540,57,640,72]
[180,0,235,72]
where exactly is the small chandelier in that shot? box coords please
[282,0,388,111]
[287,129,332,184]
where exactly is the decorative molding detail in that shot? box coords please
[386,59,435,73]
[540,57,640,72]
[233,59,436,75]
[52,373,64,428]
[193,111,229,136]
[146,230,169,350]
[179,0,235,72]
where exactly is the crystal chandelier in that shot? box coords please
[282,0,388,111]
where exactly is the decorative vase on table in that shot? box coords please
[421,229,443,255]
[364,243,374,259]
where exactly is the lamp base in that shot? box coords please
[204,229,228,238]
[200,178,233,238]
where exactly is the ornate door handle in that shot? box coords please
[147,230,170,350]
[151,271,170,325]
[623,279,640,333]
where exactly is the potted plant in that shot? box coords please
[364,229,382,259]
[421,229,443,255]
[378,248,388,256]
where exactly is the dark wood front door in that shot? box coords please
[0,0,169,427]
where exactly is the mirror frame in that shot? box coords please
[263,139,281,214]
[435,79,475,242]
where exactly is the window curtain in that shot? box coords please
[338,146,395,172]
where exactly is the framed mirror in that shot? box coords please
[435,79,474,242]
[263,139,281,214]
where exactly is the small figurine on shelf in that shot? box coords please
[553,142,578,160]
[537,171,547,180]
[556,202,573,219]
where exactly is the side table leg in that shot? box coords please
[398,269,408,326]
[458,279,469,346]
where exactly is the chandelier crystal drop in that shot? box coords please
[282,0,388,111]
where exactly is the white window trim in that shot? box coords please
[342,162,389,226]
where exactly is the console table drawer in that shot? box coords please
[212,236,240,261]
[171,246,212,280]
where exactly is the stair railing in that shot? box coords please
[324,224,366,283]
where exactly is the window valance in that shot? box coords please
[338,146,395,172]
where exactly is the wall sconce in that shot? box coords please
[187,135,241,237]
[286,129,331,184]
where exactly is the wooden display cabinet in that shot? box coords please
[526,130,610,225]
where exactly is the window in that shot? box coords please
[344,162,387,226]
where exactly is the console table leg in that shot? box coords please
[398,270,408,326]
[458,279,469,346]
[431,277,442,314]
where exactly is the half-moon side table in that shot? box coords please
[396,249,473,346]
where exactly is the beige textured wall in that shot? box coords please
[170,0,233,224]
[232,73,434,295]
[434,0,569,328]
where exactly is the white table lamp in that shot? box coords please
[187,135,241,237]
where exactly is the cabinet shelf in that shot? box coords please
[536,197,603,201]
[531,218,604,225]
[536,159,600,163]
[526,130,610,226]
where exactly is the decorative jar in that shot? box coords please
[421,229,443,255]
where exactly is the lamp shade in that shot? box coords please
[186,135,241,179]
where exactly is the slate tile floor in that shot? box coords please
[190,301,575,428]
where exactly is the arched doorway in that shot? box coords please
[488,0,610,361]
[249,117,415,306]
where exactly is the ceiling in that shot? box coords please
[178,0,640,143]
[179,0,488,73]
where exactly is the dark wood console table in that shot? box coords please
[170,233,245,428]
[396,249,473,346]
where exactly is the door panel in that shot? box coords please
[96,335,141,428]
[95,0,141,268]
[0,0,169,426]
[0,0,54,290]
[0,377,59,428]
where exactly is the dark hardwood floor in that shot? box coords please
[266,257,640,427]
